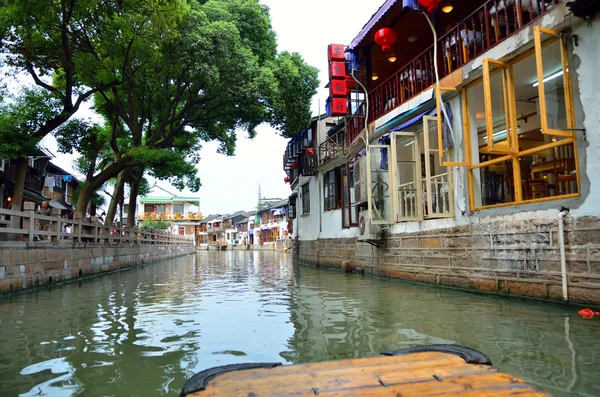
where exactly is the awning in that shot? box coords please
[48,199,67,210]
[348,0,420,51]
[23,189,46,204]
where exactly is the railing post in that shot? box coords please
[51,208,61,242]
[23,202,35,242]
[74,212,83,243]
[90,216,98,244]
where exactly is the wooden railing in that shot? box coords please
[0,204,194,245]
[350,0,562,146]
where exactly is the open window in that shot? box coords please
[341,162,358,228]
[534,26,576,138]
[367,145,394,224]
[465,34,580,210]
[391,132,422,222]
[423,116,454,218]
[482,59,517,154]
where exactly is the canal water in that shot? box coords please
[0,251,599,397]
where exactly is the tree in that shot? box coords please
[71,0,319,215]
[0,0,188,212]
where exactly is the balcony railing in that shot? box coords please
[350,0,562,146]
[137,212,203,221]
[319,127,346,166]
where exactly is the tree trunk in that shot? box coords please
[74,159,136,215]
[105,171,126,226]
[75,182,95,217]
[10,158,29,235]
[127,177,141,228]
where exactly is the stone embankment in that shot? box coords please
[295,216,600,305]
[0,203,195,295]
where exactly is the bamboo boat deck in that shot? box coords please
[181,346,550,397]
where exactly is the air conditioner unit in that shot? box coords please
[357,210,383,243]
[354,156,368,204]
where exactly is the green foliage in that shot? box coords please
[141,220,171,230]
[0,89,62,159]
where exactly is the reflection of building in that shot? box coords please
[137,185,202,237]
[287,1,600,304]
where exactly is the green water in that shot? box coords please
[0,251,598,396]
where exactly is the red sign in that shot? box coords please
[329,78,347,97]
[328,44,345,62]
[330,98,347,116]
[329,61,346,79]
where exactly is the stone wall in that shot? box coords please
[0,242,195,295]
[295,216,600,305]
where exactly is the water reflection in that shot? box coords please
[0,251,598,396]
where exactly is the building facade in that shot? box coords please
[286,0,600,304]
[137,186,202,238]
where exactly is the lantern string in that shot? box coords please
[420,11,455,141]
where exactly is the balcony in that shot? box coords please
[348,0,562,147]
[319,125,346,168]
[137,212,203,221]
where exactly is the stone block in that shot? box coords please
[388,270,416,281]
[416,237,440,249]
[507,281,546,298]
[469,278,497,292]
[452,256,480,268]
[566,286,600,304]
[0,279,11,293]
[443,236,472,249]
[439,276,469,289]
[422,257,451,268]
[401,238,418,248]
[43,261,63,271]
[414,273,436,284]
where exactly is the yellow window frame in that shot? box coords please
[534,26,576,138]
[482,58,518,154]
[464,37,580,211]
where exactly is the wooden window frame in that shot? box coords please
[464,35,580,211]
[323,169,341,211]
[301,183,310,215]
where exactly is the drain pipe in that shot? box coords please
[558,207,570,301]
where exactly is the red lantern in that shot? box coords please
[284,177,291,183]
[306,147,315,155]
[374,28,397,52]
[290,163,297,170]
[290,185,293,190]
[418,0,442,13]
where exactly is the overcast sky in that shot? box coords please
[43,0,382,215]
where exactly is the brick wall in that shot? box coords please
[294,216,600,305]
[0,242,196,295]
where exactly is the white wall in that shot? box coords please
[303,8,600,240]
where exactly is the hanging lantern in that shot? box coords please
[290,163,297,170]
[290,185,294,190]
[374,28,397,52]
[418,0,442,13]
[306,147,315,155]
[284,177,291,183]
